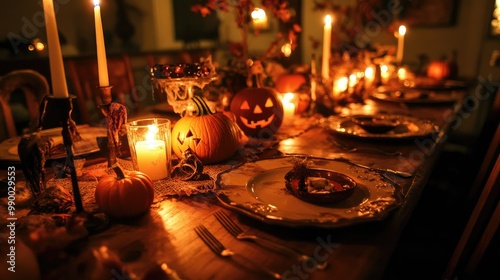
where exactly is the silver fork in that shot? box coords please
[214,210,328,270]
[194,224,282,279]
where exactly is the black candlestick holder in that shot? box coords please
[39,95,109,234]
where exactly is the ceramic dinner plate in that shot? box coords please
[404,79,467,91]
[371,88,462,104]
[0,125,107,161]
[215,156,401,228]
[320,114,439,140]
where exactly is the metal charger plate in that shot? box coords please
[319,114,439,140]
[215,156,402,228]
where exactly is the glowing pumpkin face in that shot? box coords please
[230,87,284,138]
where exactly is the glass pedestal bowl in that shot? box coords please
[153,76,218,116]
[150,58,218,116]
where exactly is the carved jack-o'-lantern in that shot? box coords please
[230,85,284,138]
[172,96,240,164]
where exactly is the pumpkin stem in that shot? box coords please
[190,96,213,116]
[110,163,127,180]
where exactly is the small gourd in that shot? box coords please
[95,165,154,219]
[172,96,240,164]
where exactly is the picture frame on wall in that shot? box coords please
[396,0,460,27]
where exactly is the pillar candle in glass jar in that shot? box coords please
[127,118,171,180]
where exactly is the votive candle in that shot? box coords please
[135,139,168,180]
[282,93,296,122]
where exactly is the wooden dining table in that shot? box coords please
[0,86,467,280]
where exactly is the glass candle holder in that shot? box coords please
[126,118,172,180]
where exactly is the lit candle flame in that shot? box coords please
[365,66,375,80]
[325,15,332,25]
[93,0,100,7]
[146,124,158,142]
[283,92,295,103]
[398,25,406,36]
[251,8,266,21]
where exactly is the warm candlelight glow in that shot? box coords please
[365,66,375,81]
[364,65,376,89]
[282,92,296,123]
[127,118,172,181]
[35,42,45,51]
[349,74,358,88]
[135,124,168,180]
[281,42,292,57]
[397,67,407,80]
[93,0,109,87]
[322,15,332,80]
[399,25,407,36]
[251,8,269,29]
[380,64,391,84]
[42,0,69,98]
[334,76,348,96]
[396,25,406,64]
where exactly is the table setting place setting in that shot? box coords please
[0,1,470,280]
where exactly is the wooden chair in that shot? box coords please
[0,69,49,141]
[442,123,500,279]
[65,54,139,124]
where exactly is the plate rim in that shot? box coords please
[371,89,461,104]
[214,156,403,228]
[321,113,439,140]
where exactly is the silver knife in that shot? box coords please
[333,157,413,178]
[281,154,413,178]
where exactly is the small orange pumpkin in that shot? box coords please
[172,96,240,164]
[95,165,154,219]
[427,60,451,81]
[275,73,307,93]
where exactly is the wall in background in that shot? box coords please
[1,0,498,80]
[301,0,498,80]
